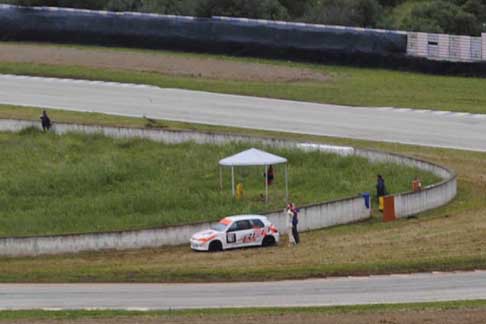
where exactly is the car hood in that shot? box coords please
[192,229,219,241]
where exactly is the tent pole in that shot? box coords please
[219,166,223,191]
[265,164,268,204]
[231,166,235,197]
[285,163,288,204]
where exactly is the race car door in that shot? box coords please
[249,218,266,245]
[226,220,254,248]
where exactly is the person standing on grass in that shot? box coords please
[40,110,52,131]
[291,203,300,244]
[412,176,422,192]
[286,204,296,247]
[267,165,274,185]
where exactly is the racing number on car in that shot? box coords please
[227,233,236,244]
[243,231,258,243]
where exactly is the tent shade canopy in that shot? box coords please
[219,148,287,167]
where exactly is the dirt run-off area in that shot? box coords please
[0,42,329,82]
[4,308,486,324]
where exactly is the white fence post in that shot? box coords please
[417,32,428,57]
[438,33,449,59]
[407,32,418,56]
[482,33,486,61]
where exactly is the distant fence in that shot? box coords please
[0,119,456,256]
[1,4,485,72]
[407,32,486,62]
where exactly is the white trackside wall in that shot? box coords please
[483,33,486,60]
[407,31,485,62]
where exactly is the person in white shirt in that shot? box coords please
[286,203,296,247]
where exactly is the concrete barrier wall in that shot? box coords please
[394,178,457,218]
[265,195,370,235]
[1,197,370,257]
[0,222,214,256]
[0,119,297,148]
[0,119,455,256]
[354,149,453,179]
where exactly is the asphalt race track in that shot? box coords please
[1,271,486,310]
[0,74,485,310]
[1,74,486,152]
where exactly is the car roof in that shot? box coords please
[221,215,268,222]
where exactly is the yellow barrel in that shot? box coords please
[236,183,244,200]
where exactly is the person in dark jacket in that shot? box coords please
[40,110,52,131]
[376,174,386,201]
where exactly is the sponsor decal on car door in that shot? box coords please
[248,219,266,245]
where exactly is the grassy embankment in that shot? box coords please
[0,42,486,113]
[0,106,484,282]
[0,126,437,237]
[1,300,486,322]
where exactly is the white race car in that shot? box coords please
[190,215,279,251]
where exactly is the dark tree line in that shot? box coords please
[3,0,486,35]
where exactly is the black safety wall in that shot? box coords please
[3,5,486,75]
[0,5,407,60]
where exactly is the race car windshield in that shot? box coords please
[211,223,227,232]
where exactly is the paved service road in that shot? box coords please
[1,271,486,310]
[0,74,486,152]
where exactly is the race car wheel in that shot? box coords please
[208,240,223,252]
[262,236,275,247]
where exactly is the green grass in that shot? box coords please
[1,300,486,321]
[1,42,486,113]
[0,126,438,237]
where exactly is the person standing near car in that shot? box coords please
[286,204,296,247]
[291,203,300,244]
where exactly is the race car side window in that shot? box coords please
[250,219,265,228]
[236,220,252,231]
[227,220,253,232]
[227,222,239,232]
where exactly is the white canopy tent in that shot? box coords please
[219,148,288,203]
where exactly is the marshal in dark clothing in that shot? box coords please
[376,174,387,200]
[40,110,52,131]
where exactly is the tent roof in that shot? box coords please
[219,148,287,167]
